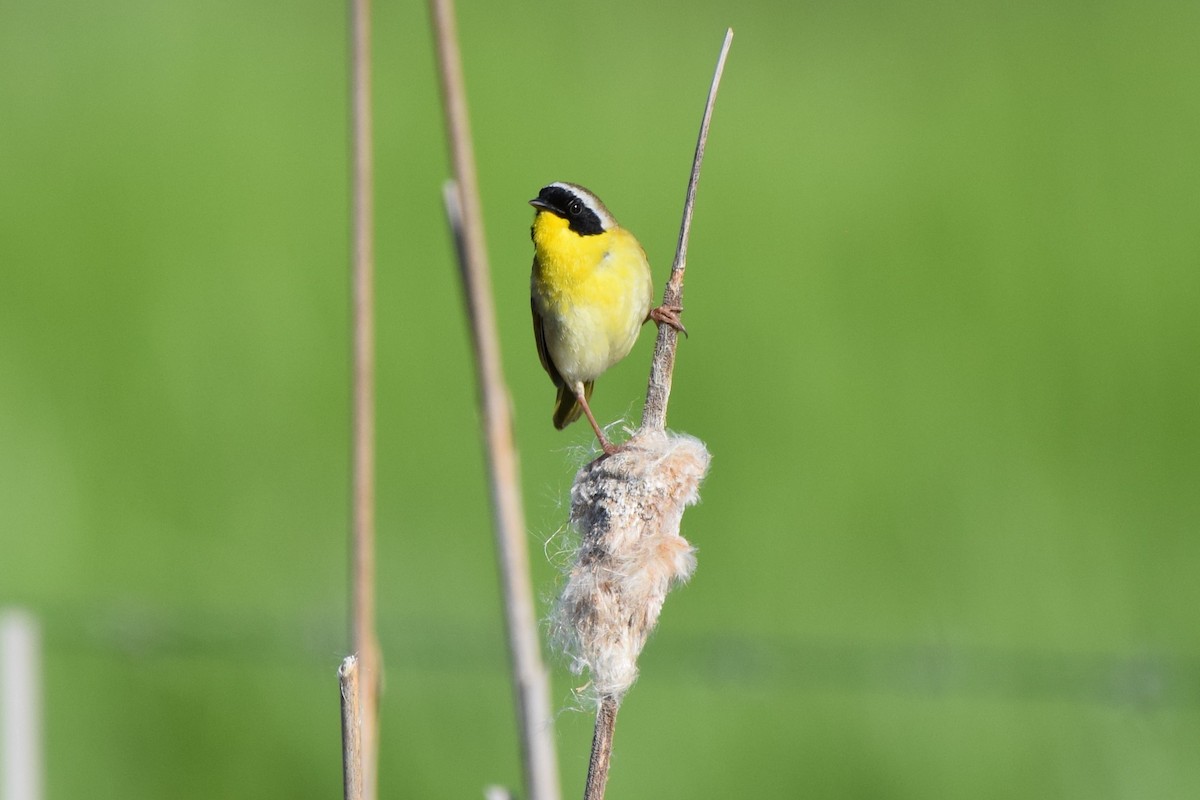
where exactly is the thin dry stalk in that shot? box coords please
[561,29,733,800]
[641,28,734,434]
[348,0,381,795]
[583,696,618,800]
[339,656,364,800]
[2,610,42,800]
[430,1,561,798]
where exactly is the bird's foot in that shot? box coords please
[585,438,624,467]
[649,304,688,337]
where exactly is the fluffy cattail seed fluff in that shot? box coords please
[551,429,710,703]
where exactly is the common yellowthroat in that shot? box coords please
[529,182,684,455]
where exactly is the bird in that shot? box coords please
[529,181,684,455]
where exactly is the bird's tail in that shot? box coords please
[553,381,593,430]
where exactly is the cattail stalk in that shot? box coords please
[553,29,733,800]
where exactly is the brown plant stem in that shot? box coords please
[348,0,380,796]
[641,28,734,434]
[430,1,561,798]
[583,696,618,800]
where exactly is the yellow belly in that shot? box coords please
[531,218,654,386]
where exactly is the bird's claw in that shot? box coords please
[649,304,688,337]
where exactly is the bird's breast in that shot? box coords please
[531,226,653,384]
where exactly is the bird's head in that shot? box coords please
[529,182,616,236]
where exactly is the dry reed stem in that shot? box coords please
[339,655,364,800]
[641,28,734,433]
[348,0,380,795]
[583,696,618,800]
[2,610,42,800]
[431,1,561,798]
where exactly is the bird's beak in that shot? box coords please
[529,198,554,212]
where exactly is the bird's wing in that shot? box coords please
[532,296,565,389]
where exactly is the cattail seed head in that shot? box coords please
[551,429,710,703]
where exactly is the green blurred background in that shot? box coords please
[3,0,1199,796]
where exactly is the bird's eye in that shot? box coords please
[567,200,583,215]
